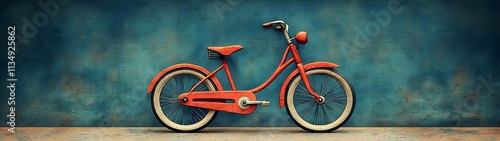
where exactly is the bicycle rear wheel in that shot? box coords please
[285,69,355,132]
[151,69,218,132]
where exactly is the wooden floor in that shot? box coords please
[1,127,499,141]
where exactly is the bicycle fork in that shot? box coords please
[289,44,325,104]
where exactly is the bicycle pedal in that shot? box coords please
[261,101,270,107]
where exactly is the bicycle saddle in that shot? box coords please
[207,45,243,56]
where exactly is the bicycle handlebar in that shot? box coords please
[262,20,285,27]
[262,22,273,27]
[262,20,292,44]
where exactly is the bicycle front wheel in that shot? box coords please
[151,69,218,132]
[285,69,355,132]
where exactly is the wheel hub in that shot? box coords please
[316,96,325,104]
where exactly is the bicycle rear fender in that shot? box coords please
[146,63,224,94]
[279,62,339,108]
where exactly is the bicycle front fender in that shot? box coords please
[146,63,224,94]
[279,62,339,108]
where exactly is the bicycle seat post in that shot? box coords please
[220,55,237,90]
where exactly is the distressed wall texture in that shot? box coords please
[1,0,499,127]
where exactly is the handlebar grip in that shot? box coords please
[262,22,273,27]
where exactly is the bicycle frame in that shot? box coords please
[188,43,321,99]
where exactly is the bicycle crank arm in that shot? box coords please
[241,100,270,106]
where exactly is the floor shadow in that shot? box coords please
[143,127,351,134]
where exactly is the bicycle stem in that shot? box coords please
[281,24,293,44]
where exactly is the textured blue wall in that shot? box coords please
[1,0,499,127]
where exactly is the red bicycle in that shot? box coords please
[146,20,355,132]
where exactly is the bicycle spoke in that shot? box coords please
[194,82,209,91]
[187,76,193,91]
[175,106,183,123]
[195,107,208,117]
[176,76,183,92]
[295,97,314,101]
[171,77,180,92]
[182,75,187,92]
[330,101,346,112]
[167,104,182,121]
[326,91,346,99]
[324,82,342,97]
[329,95,346,99]
[321,105,331,124]
[188,76,195,91]
[199,84,208,91]
[297,102,313,113]
[163,82,179,96]
[320,75,330,95]
[322,81,336,96]
[296,83,318,99]
[297,83,309,95]
[183,75,189,92]
[189,107,203,122]
[160,96,178,102]
[330,97,347,102]
[309,75,317,92]
[300,102,317,120]
[295,91,311,98]
[295,87,308,94]
[327,99,347,108]
[324,103,340,117]
[294,99,314,107]
[188,107,195,123]
[160,100,177,104]
[181,106,186,125]
[161,102,177,109]
[312,104,319,124]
